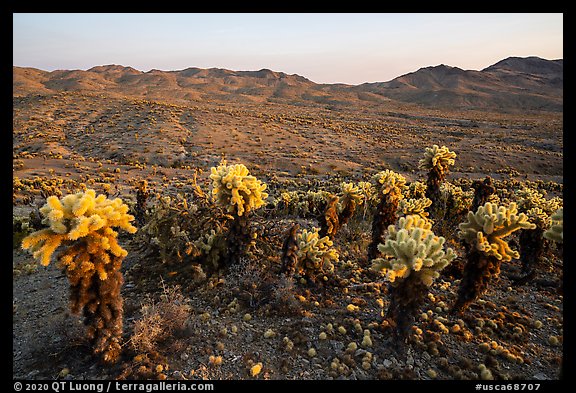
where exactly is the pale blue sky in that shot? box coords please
[13,13,563,85]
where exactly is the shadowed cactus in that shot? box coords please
[453,202,535,314]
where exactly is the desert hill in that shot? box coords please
[13,56,562,112]
[355,57,562,111]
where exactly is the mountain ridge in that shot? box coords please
[13,56,563,112]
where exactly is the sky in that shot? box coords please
[13,13,563,85]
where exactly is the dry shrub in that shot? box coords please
[130,283,191,355]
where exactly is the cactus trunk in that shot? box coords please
[471,177,496,212]
[425,166,444,218]
[64,247,125,364]
[514,227,545,285]
[280,224,300,276]
[135,181,149,227]
[367,193,398,261]
[226,215,252,266]
[452,250,501,314]
[319,196,340,239]
[386,274,428,342]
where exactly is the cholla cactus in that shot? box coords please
[544,208,563,244]
[397,197,432,221]
[139,194,198,264]
[319,182,366,239]
[419,145,457,219]
[319,195,339,239]
[513,188,562,284]
[278,190,331,217]
[418,144,457,173]
[453,202,535,313]
[194,228,226,269]
[405,181,427,200]
[210,160,268,266]
[441,182,474,217]
[295,228,339,282]
[134,179,150,226]
[371,215,456,340]
[458,202,535,261]
[372,170,406,197]
[21,189,137,363]
[209,159,268,217]
[372,215,456,286]
[339,182,365,223]
[280,224,300,275]
[357,181,376,218]
[367,170,406,261]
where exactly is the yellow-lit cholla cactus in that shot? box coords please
[453,202,535,313]
[371,214,456,340]
[21,189,137,363]
[295,227,339,282]
[210,160,268,266]
[418,144,457,173]
[371,169,406,197]
[397,197,432,221]
[209,160,268,217]
[405,181,427,200]
[22,189,136,268]
[544,208,563,244]
[419,145,457,219]
[338,181,365,226]
[372,215,456,286]
[515,187,562,222]
[340,182,365,211]
[458,202,535,262]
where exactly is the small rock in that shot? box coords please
[58,368,70,378]
[406,354,414,366]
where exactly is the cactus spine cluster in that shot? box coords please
[209,159,268,217]
[21,189,137,363]
[371,215,456,340]
[453,202,535,313]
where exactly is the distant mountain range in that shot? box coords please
[13,56,563,112]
